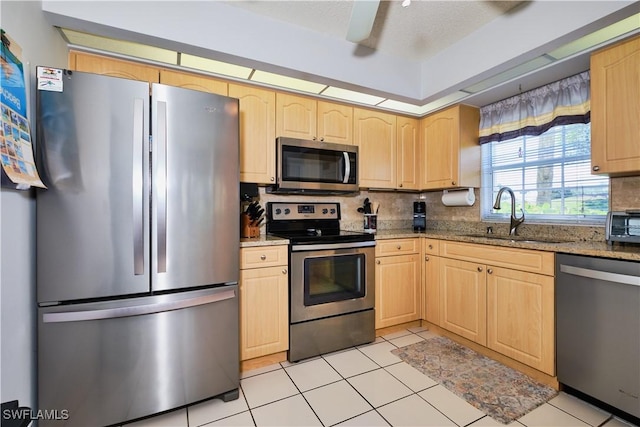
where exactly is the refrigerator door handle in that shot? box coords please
[42,288,236,323]
[156,100,168,273]
[133,98,145,275]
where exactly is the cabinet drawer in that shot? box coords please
[240,245,288,269]
[423,238,439,255]
[376,238,419,256]
[440,241,554,276]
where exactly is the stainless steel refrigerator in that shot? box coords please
[35,68,240,426]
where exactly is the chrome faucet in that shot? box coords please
[493,187,525,236]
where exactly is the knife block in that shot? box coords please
[241,213,260,238]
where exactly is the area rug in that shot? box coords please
[391,336,558,424]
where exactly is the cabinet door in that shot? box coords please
[276,93,317,140]
[397,116,420,190]
[439,258,487,345]
[317,101,353,144]
[375,254,421,329]
[69,51,159,83]
[421,107,458,189]
[590,35,640,175]
[229,84,276,184]
[487,267,555,375]
[423,255,440,325]
[354,108,397,189]
[239,266,289,360]
[159,69,227,95]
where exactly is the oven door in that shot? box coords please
[290,241,375,324]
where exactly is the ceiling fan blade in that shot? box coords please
[346,0,381,43]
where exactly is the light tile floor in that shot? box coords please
[127,327,638,427]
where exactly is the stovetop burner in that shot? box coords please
[266,202,374,245]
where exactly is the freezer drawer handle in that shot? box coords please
[560,264,640,287]
[42,289,236,323]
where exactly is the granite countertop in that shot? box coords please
[240,235,288,248]
[374,229,640,262]
[240,229,640,261]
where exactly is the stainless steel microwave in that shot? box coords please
[606,210,640,245]
[269,137,358,194]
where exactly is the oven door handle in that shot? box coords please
[291,241,376,251]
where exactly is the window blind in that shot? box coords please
[481,122,609,223]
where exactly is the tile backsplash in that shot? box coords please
[254,175,639,241]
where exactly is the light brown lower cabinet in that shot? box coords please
[375,241,421,329]
[239,246,289,361]
[439,257,487,346]
[486,266,555,375]
[426,240,555,376]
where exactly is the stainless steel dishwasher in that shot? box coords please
[556,253,640,421]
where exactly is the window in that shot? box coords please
[481,122,609,224]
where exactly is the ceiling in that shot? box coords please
[223,1,524,62]
[48,1,640,116]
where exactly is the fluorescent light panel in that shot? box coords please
[250,70,327,94]
[180,54,252,79]
[377,99,427,115]
[321,86,385,105]
[421,91,469,113]
[548,13,640,60]
[463,56,554,94]
[62,29,177,64]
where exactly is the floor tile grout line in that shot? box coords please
[279,366,327,427]
[546,398,612,427]
[547,393,621,427]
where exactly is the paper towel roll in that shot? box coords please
[441,188,475,206]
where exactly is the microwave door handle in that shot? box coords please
[343,152,350,184]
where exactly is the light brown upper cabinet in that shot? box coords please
[159,69,227,96]
[354,108,397,189]
[229,84,277,184]
[276,93,353,145]
[396,116,420,190]
[420,104,480,190]
[590,34,640,176]
[69,51,160,83]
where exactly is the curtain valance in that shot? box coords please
[478,71,590,144]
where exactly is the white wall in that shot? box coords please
[0,0,68,410]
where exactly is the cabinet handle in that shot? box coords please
[282,268,288,274]
[452,181,456,185]
[425,256,430,261]
[260,255,266,260]
[477,266,483,272]
[399,183,403,187]
[312,136,317,141]
[320,137,324,142]
[428,244,433,250]
[487,268,493,274]
[396,245,401,250]
[592,165,600,172]
[270,177,275,181]
[376,260,381,265]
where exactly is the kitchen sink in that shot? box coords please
[461,233,569,244]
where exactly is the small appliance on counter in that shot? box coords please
[606,210,640,245]
[413,201,426,232]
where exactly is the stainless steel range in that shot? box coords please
[266,202,376,362]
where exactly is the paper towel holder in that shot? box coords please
[441,188,476,207]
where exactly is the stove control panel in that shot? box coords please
[269,202,340,221]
